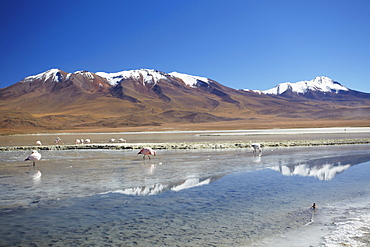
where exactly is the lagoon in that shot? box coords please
[1,144,370,246]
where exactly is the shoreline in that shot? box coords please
[2,126,370,136]
[2,138,370,151]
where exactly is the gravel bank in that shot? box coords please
[1,138,370,151]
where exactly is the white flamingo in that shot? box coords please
[35,140,42,146]
[109,138,116,143]
[25,150,42,166]
[118,138,126,143]
[85,139,91,144]
[75,139,81,144]
[251,143,262,155]
[137,147,157,160]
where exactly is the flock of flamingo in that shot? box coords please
[25,137,262,166]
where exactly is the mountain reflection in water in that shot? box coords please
[102,175,224,196]
[271,162,351,180]
[271,153,370,180]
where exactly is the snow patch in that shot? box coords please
[245,89,263,94]
[169,71,209,88]
[96,69,168,86]
[73,70,95,80]
[23,68,64,83]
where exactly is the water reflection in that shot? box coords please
[253,155,262,163]
[105,175,224,196]
[271,162,351,180]
[26,168,42,185]
[271,153,370,180]
[147,163,156,175]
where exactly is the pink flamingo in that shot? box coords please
[137,147,156,160]
[25,150,42,166]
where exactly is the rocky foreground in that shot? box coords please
[1,138,370,151]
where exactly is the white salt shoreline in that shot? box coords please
[197,127,370,136]
[253,194,370,247]
[4,126,370,136]
[1,127,370,151]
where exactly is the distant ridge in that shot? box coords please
[246,76,369,100]
[250,76,348,94]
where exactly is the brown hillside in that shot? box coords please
[0,69,369,134]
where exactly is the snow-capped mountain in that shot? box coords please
[96,69,210,88]
[267,76,348,94]
[0,68,250,130]
[96,69,169,86]
[15,69,359,96]
[20,68,211,89]
[249,76,351,97]
[22,68,65,82]
[1,68,370,132]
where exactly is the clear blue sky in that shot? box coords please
[1,0,370,92]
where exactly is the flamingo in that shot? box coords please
[137,147,156,160]
[25,150,42,166]
[36,140,42,146]
[54,137,61,144]
[85,139,91,144]
[109,138,116,143]
[118,138,126,143]
[75,139,81,144]
[251,143,262,155]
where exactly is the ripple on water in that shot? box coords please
[0,145,370,246]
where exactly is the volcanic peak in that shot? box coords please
[22,68,63,83]
[252,76,349,95]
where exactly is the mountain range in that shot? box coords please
[0,68,369,133]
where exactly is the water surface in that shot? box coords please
[1,127,370,147]
[1,144,370,246]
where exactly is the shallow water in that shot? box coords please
[1,127,370,147]
[0,145,370,246]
